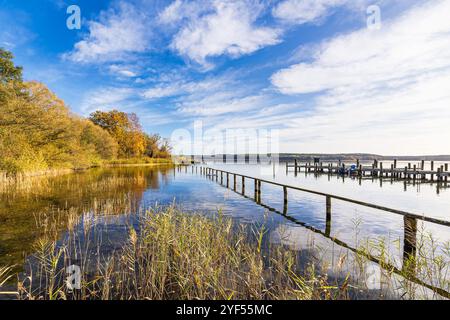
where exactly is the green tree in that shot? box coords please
[0,48,23,84]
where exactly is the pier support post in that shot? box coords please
[403,216,417,272]
[325,196,332,237]
[242,176,245,194]
[233,174,236,190]
[283,186,288,215]
[431,161,435,181]
[257,180,261,203]
[226,173,229,188]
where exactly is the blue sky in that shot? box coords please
[1,0,449,155]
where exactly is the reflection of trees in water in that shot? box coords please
[0,166,172,271]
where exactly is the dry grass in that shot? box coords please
[0,206,350,300]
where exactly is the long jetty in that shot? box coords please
[286,159,449,183]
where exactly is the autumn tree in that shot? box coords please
[89,110,146,158]
[0,48,119,173]
[0,47,168,174]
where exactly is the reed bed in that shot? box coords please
[0,206,351,300]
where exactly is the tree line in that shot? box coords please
[0,48,170,175]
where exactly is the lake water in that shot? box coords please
[1,163,449,299]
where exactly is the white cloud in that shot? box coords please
[272,0,450,94]
[80,87,135,114]
[269,0,450,154]
[273,0,347,24]
[159,0,281,68]
[65,2,150,63]
[141,76,233,100]
[142,85,182,99]
[108,64,138,78]
[178,93,266,116]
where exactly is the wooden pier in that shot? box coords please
[286,159,450,183]
[199,166,450,227]
[195,165,450,299]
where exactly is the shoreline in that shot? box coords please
[0,159,175,182]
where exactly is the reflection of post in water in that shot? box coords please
[403,216,417,272]
[325,196,332,237]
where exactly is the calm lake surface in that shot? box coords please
[1,163,449,299]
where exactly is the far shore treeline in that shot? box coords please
[0,49,171,175]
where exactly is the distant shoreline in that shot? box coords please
[195,154,450,162]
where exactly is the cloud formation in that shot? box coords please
[65,2,150,63]
[272,0,347,24]
[270,0,450,154]
[160,0,281,68]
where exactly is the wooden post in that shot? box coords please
[233,174,237,190]
[258,180,261,202]
[325,196,331,237]
[221,171,223,184]
[380,162,383,177]
[403,216,417,272]
[445,164,449,172]
[254,179,258,201]
[226,173,229,188]
[294,159,298,175]
[283,186,288,214]
[421,160,425,170]
[242,176,245,194]
[413,165,416,181]
[431,161,435,181]
[394,159,397,169]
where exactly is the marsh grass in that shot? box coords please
[1,203,449,299]
[0,206,353,300]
